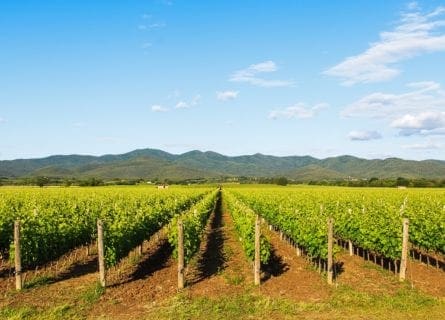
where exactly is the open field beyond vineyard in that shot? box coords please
[0,185,444,319]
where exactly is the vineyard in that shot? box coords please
[0,185,444,319]
[226,186,445,271]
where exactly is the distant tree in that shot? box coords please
[275,177,288,186]
[35,176,49,187]
[369,177,379,183]
[396,177,409,187]
[63,179,73,187]
[79,177,104,187]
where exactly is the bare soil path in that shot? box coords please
[260,228,332,302]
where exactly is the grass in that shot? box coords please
[143,285,445,320]
[145,292,301,320]
[23,275,55,289]
[0,281,105,320]
[80,281,105,305]
[0,304,81,320]
[222,272,245,285]
[1,273,443,319]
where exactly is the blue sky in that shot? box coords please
[1,0,445,160]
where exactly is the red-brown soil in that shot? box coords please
[260,228,332,301]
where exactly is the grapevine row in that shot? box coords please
[167,189,220,263]
[224,191,271,264]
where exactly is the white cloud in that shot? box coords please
[342,81,445,119]
[249,61,277,72]
[142,13,152,19]
[138,22,166,31]
[348,130,382,141]
[343,81,445,136]
[148,22,166,29]
[269,103,328,120]
[174,94,201,109]
[142,42,152,49]
[151,105,169,112]
[325,6,445,85]
[391,111,445,136]
[403,141,442,150]
[230,61,294,88]
[175,101,189,109]
[216,90,239,101]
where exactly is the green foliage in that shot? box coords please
[81,281,105,305]
[224,191,271,264]
[35,176,49,187]
[2,148,445,181]
[167,190,219,263]
[99,188,211,267]
[0,186,212,268]
[275,177,288,186]
[226,186,445,260]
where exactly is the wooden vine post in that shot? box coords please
[348,240,353,256]
[254,214,261,286]
[327,217,334,285]
[14,220,22,290]
[178,219,185,289]
[399,218,410,281]
[97,219,106,287]
[348,209,353,256]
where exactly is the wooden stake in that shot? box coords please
[14,220,22,290]
[178,219,185,289]
[97,219,106,287]
[254,214,261,286]
[327,217,334,285]
[399,218,409,281]
[348,240,353,256]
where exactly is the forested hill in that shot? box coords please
[1,148,445,181]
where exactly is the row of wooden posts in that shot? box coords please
[12,216,410,291]
[267,217,410,283]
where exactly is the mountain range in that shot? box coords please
[1,149,445,181]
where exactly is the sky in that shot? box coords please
[1,0,445,161]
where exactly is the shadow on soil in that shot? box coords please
[262,246,289,282]
[112,238,173,287]
[54,256,98,283]
[188,195,226,285]
[334,261,345,280]
[0,266,13,279]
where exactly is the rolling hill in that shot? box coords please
[1,148,445,181]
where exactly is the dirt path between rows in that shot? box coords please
[335,250,445,297]
[186,198,254,297]
[0,246,98,310]
[88,234,177,319]
[260,228,332,302]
